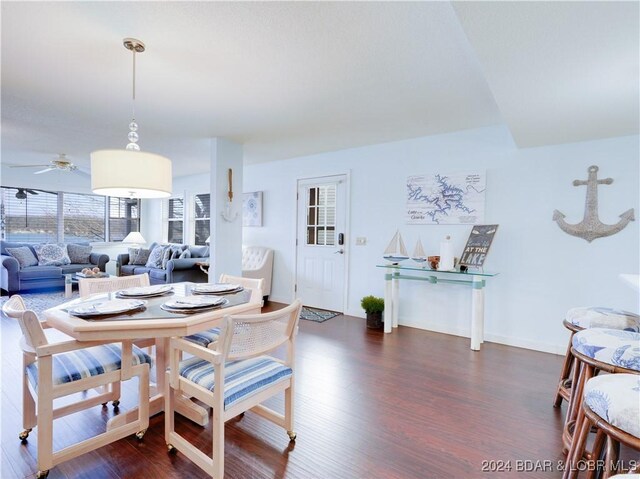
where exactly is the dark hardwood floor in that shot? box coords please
[2,301,619,478]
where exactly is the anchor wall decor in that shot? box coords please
[552,165,634,242]
[221,168,238,222]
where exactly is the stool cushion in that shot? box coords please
[179,355,292,410]
[26,344,153,391]
[573,328,640,371]
[184,328,220,348]
[584,373,640,438]
[566,307,639,332]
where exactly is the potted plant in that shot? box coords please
[361,295,384,329]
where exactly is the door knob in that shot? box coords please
[334,249,344,254]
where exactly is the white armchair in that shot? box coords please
[242,246,273,298]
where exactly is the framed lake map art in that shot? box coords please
[406,172,486,225]
[243,191,263,227]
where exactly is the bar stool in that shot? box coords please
[562,328,640,453]
[554,307,639,407]
[563,374,640,479]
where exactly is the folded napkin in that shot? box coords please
[164,295,226,309]
[193,283,241,293]
[71,299,145,315]
[120,285,172,296]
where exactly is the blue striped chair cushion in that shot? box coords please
[26,344,152,391]
[184,328,220,348]
[179,356,292,410]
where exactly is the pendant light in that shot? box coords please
[91,38,172,198]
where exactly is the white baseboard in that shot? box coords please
[399,316,565,355]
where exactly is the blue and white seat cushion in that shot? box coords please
[584,373,640,438]
[26,344,152,391]
[572,328,640,371]
[184,328,220,348]
[566,307,640,332]
[179,355,292,410]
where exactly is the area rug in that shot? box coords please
[300,306,340,323]
[0,291,78,316]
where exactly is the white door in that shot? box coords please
[295,175,347,312]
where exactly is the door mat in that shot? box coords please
[300,306,340,323]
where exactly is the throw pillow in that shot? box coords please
[34,243,71,266]
[5,246,38,268]
[67,244,92,264]
[145,245,167,269]
[132,248,151,266]
[128,247,141,265]
[179,249,191,259]
[161,246,174,269]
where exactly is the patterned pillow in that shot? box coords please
[67,244,92,264]
[131,248,151,266]
[179,249,191,259]
[5,246,38,268]
[34,244,71,266]
[145,245,167,268]
[161,247,174,269]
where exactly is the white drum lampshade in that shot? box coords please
[91,149,172,198]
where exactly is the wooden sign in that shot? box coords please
[459,225,498,268]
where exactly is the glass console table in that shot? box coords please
[376,264,498,351]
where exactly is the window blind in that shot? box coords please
[109,197,140,241]
[194,193,210,245]
[63,193,106,242]
[167,198,184,243]
[0,187,58,243]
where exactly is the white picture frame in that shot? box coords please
[243,191,263,227]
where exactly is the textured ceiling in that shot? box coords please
[1,1,637,180]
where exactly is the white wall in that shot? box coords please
[243,125,639,354]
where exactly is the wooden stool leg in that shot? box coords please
[563,406,590,479]
[586,428,606,479]
[602,436,620,479]
[555,333,575,407]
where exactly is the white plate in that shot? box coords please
[163,295,227,310]
[117,285,173,297]
[193,283,243,294]
[68,299,147,316]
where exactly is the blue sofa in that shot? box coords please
[116,242,209,285]
[1,241,109,294]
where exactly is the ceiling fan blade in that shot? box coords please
[25,189,39,195]
[73,168,91,178]
[34,167,56,175]
[9,164,51,168]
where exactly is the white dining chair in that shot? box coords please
[11,298,151,478]
[165,299,302,479]
[183,274,264,350]
[78,273,150,298]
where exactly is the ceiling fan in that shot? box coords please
[9,154,89,176]
[6,187,39,200]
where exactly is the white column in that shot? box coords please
[209,138,244,281]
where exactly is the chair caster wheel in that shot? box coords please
[36,470,49,478]
[167,444,177,454]
[18,429,32,441]
[112,400,120,408]
[287,431,297,442]
[135,429,147,441]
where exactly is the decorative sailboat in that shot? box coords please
[383,230,409,263]
[411,238,427,265]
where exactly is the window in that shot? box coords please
[194,193,210,245]
[63,193,106,242]
[306,185,336,246]
[109,197,140,241]
[167,197,184,243]
[0,186,141,243]
[0,187,58,243]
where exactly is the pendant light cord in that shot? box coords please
[131,48,136,120]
